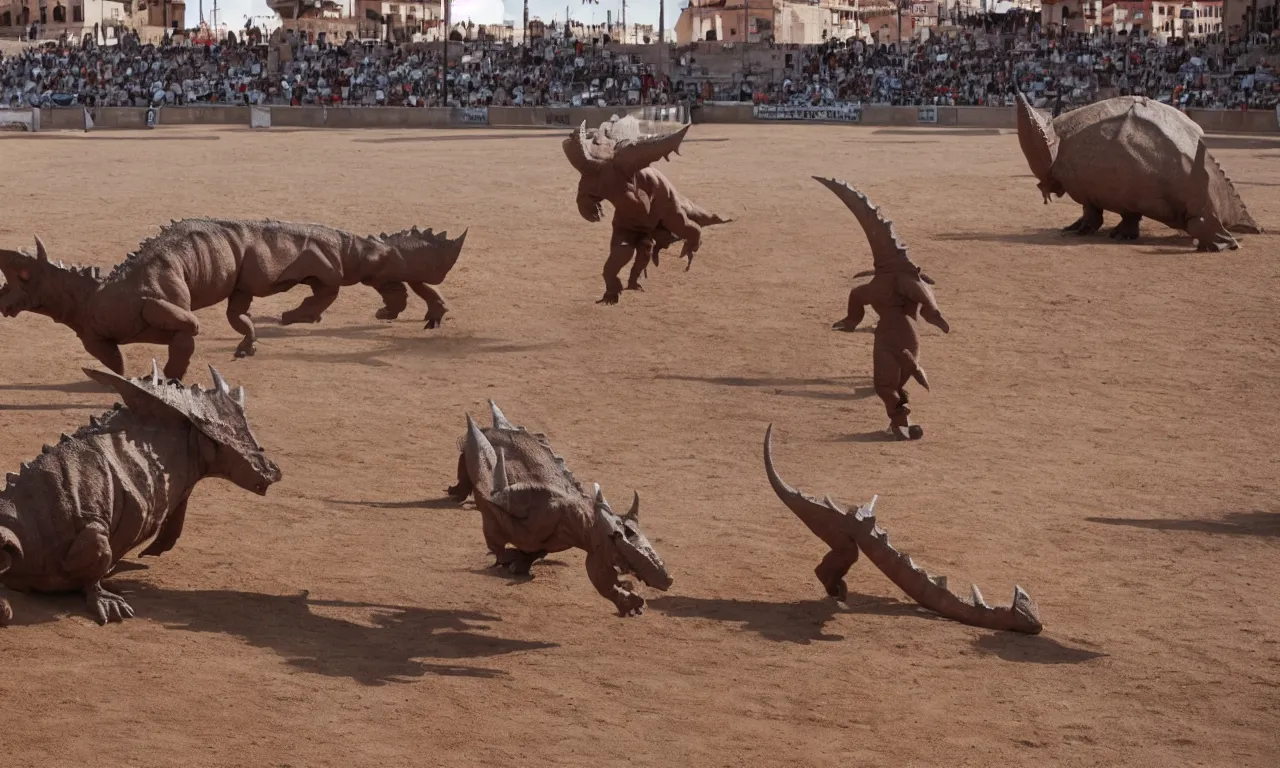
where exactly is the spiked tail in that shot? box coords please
[763,426,1043,634]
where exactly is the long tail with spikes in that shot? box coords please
[763,425,1043,634]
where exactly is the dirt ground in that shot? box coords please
[0,123,1277,767]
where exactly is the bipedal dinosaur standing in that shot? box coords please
[563,115,731,304]
[816,178,950,440]
[1015,93,1259,250]
[446,401,673,616]
[764,425,1043,634]
[0,363,281,626]
[0,219,466,380]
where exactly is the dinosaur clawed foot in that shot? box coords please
[86,585,135,625]
[279,311,323,326]
[625,281,645,292]
[445,484,469,502]
[614,589,646,617]
[597,292,621,306]
[831,317,860,332]
[891,424,924,441]
[374,307,401,321]
[424,317,442,330]
[234,340,257,359]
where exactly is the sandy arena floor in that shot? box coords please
[0,123,1277,766]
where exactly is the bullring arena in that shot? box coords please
[1,114,1277,766]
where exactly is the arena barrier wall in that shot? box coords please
[29,104,1280,134]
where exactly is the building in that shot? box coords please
[1042,0,1222,38]
[0,0,185,35]
[674,0,866,45]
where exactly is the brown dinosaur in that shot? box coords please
[0,363,281,626]
[1016,93,1260,250]
[816,177,950,440]
[563,115,731,304]
[445,401,672,616]
[764,425,1043,634]
[0,219,465,379]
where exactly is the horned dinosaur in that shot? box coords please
[563,114,731,304]
[445,401,672,616]
[816,177,950,440]
[0,363,281,626]
[0,219,465,379]
[763,425,1043,634]
[1016,93,1259,250]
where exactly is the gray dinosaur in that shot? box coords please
[0,219,465,379]
[1016,93,1259,250]
[764,425,1043,634]
[0,363,281,625]
[446,401,672,616]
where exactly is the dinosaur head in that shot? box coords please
[0,237,101,320]
[591,484,673,592]
[83,363,282,496]
[563,116,689,177]
[1015,92,1063,202]
[0,517,20,625]
[376,227,467,285]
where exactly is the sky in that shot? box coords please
[186,0,670,30]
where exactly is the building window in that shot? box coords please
[52,3,65,21]
[72,3,82,20]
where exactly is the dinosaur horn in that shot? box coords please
[812,178,913,270]
[34,236,48,262]
[764,424,862,554]
[489,400,514,430]
[1015,91,1058,183]
[233,385,246,407]
[209,366,230,394]
[563,122,606,174]
[150,359,161,385]
[624,491,640,522]
[491,448,508,494]
[613,123,690,173]
[464,413,497,479]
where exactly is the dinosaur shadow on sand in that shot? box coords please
[243,322,561,368]
[1087,510,1280,538]
[0,378,118,410]
[649,593,932,644]
[935,229,1204,250]
[326,495,465,510]
[655,374,877,401]
[970,633,1106,664]
[8,581,556,685]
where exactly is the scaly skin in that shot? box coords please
[564,116,731,304]
[815,178,950,440]
[0,364,280,626]
[0,220,465,378]
[448,402,673,616]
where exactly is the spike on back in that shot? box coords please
[812,177,916,272]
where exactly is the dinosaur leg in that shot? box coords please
[373,281,408,321]
[598,230,635,306]
[874,347,918,440]
[815,546,860,601]
[1062,205,1104,236]
[139,499,188,558]
[586,549,644,617]
[832,283,874,331]
[505,549,549,576]
[226,290,258,359]
[446,451,473,501]
[1186,213,1240,252]
[141,299,201,381]
[480,510,521,569]
[626,237,656,291]
[280,279,340,325]
[63,522,133,624]
[79,337,125,376]
[409,282,448,329]
[1109,213,1143,241]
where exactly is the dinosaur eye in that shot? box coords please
[18,269,30,281]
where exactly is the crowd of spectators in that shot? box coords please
[2,18,1278,111]
[760,26,1280,110]
[0,26,673,108]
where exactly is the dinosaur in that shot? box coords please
[0,363,282,626]
[1016,93,1260,251]
[563,114,731,304]
[763,425,1043,634]
[816,177,950,440]
[445,401,672,616]
[0,219,466,379]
